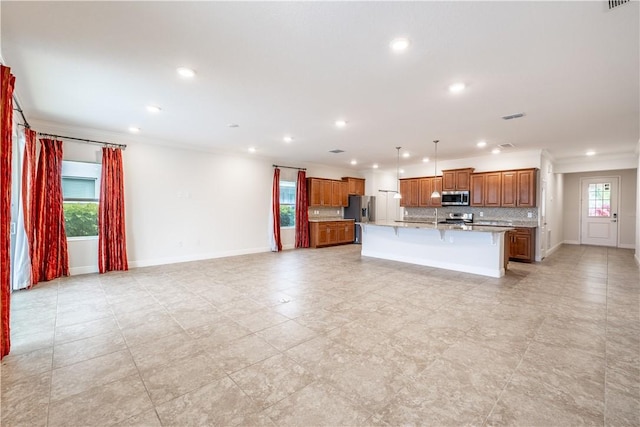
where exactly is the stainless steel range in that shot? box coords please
[438,212,474,225]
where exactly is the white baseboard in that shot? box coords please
[563,240,581,245]
[546,242,564,257]
[618,243,636,249]
[128,246,272,269]
[69,265,99,276]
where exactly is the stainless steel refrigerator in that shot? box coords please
[344,195,375,244]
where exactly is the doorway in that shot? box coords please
[580,177,619,247]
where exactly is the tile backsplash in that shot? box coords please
[404,206,538,222]
[308,207,343,219]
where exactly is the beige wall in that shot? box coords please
[636,142,640,263]
[563,169,637,248]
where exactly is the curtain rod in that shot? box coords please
[13,97,30,129]
[38,132,127,150]
[272,164,306,171]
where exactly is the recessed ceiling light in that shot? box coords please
[335,120,347,128]
[422,157,429,163]
[492,148,501,154]
[128,127,140,133]
[449,82,466,93]
[402,152,410,158]
[146,105,162,113]
[477,141,487,148]
[390,37,410,52]
[228,123,239,128]
[586,150,596,156]
[283,136,294,143]
[176,67,196,78]
[350,160,357,165]
[399,169,405,174]
[248,147,256,153]
[372,164,379,169]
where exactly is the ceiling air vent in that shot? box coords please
[498,143,515,149]
[502,112,525,120]
[329,149,345,154]
[608,0,630,10]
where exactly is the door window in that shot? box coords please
[587,183,611,217]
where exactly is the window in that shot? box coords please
[62,161,101,237]
[279,180,296,227]
[587,183,611,217]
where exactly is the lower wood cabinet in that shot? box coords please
[507,227,535,263]
[309,221,355,248]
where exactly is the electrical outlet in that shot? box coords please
[527,212,533,218]
[336,210,340,215]
[479,212,484,217]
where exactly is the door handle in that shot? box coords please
[611,220,617,223]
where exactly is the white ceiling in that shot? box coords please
[2,1,639,169]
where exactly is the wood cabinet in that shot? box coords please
[342,177,365,196]
[484,172,502,207]
[418,177,442,207]
[507,227,535,263]
[470,174,485,206]
[331,181,342,206]
[442,168,474,191]
[399,178,420,207]
[309,221,355,248]
[399,167,535,208]
[341,181,349,206]
[471,172,502,207]
[501,169,536,207]
[307,178,348,207]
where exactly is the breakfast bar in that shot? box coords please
[358,221,514,278]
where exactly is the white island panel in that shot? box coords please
[359,222,510,278]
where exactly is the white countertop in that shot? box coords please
[400,218,537,228]
[360,220,514,233]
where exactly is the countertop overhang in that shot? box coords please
[360,220,514,233]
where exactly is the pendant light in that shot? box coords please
[431,140,441,198]
[393,146,402,199]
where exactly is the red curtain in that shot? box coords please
[33,138,69,284]
[295,170,309,248]
[23,129,37,288]
[1,65,15,359]
[271,168,282,251]
[98,147,128,273]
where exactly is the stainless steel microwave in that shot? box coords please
[441,190,470,206]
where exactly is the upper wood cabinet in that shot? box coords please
[484,172,502,206]
[307,178,348,207]
[501,169,536,207]
[470,174,485,206]
[399,178,420,207]
[419,177,442,207]
[516,169,536,207]
[342,177,365,196]
[471,172,502,207]
[331,180,342,206]
[442,168,474,191]
[399,167,536,208]
[341,181,349,206]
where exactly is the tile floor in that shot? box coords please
[1,244,639,426]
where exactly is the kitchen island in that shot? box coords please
[357,221,514,278]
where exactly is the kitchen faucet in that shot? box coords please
[434,208,438,224]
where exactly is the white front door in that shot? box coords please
[580,177,619,247]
